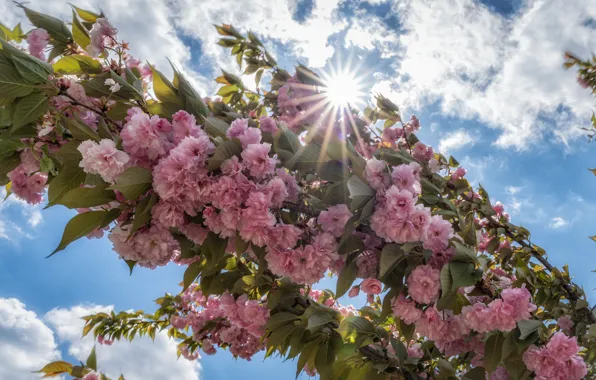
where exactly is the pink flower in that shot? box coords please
[267,223,302,250]
[407,343,424,359]
[382,127,403,142]
[97,335,113,346]
[451,166,466,181]
[423,215,454,253]
[171,110,206,144]
[109,223,179,268]
[121,111,174,161]
[78,139,129,183]
[391,294,422,325]
[407,265,440,304]
[412,142,433,162]
[318,204,353,237]
[489,366,510,380]
[241,143,277,179]
[27,28,49,60]
[8,165,47,204]
[501,286,536,322]
[462,303,492,333]
[547,331,581,358]
[523,333,587,380]
[276,168,300,202]
[356,252,378,278]
[557,315,573,333]
[259,117,278,134]
[87,18,117,57]
[391,163,420,193]
[237,128,262,148]
[365,158,389,190]
[19,149,39,174]
[227,118,249,139]
[348,286,360,298]
[151,199,186,228]
[360,278,382,295]
[83,372,100,380]
[487,299,516,332]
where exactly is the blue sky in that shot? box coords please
[1,0,596,379]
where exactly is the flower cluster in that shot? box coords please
[523,332,587,380]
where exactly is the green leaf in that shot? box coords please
[287,144,322,171]
[451,240,477,263]
[0,63,36,98]
[35,361,73,376]
[12,92,48,130]
[71,10,90,48]
[108,167,152,200]
[151,65,180,104]
[337,316,376,342]
[130,193,158,235]
[12,55,51,84]
[307,311,336,331]
[64,117,101,142]
[517,319,543,340]
[208,139,242,171]
[462,367,486,380]
[53,55,102,75]
[0,140,25,159]
[183,261,202,290]
[347,175,374,198]
[202,232,228,269]
[203,117,230,138]
[20,5,72,44]
[296,339,321,378]
[70,4,101,22]
[379,244,406,279]
[86,346,97,370]
[109,71,144,101]
[0,153,20,186]
[54,140,83,163]
[319,160,350,182]
[265,312,300,330]
[175,69,208,117]
[390,338,407,364]
[47,161,86,205]
[125,259,136,275]
[51,209,120,256]
[58,184,116,209]
[484,332,505,374]
[273,125,300,155]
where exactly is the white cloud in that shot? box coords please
[45,304,201,380]
[0,298,61,380]
[438,129,475,153]
[385,0,596,150]
[549,216,569,229]
[0,187,40,243]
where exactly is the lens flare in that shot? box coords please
[323,71,362,107]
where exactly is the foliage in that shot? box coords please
[1,5,594,380]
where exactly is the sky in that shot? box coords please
[1,0,596,379]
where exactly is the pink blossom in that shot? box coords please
[227,118,248,139]
[360,278,382,295]
[27,29,49,60]
[391,294,422,325]
[348,286,360,298]
[237,128,262,148]
[451,166,466,181]
[500,286,537,321]
[8,165,47,204]
[259,117,278,134]
[423,215,454,253]
[20,149,39,174]
[109,223,179,268]
[523,333,587,380]
[382,127,403,142]
[241,143,277,179]
[407,343,424,359]
[152,199,186,228]
[356,252,378,278]
[87,18,117,57]
[487,299,516,332]
[462,303,492,333]
[391,163,420,193]
[318,204,353,237]
[405,115,420,133]
[97,335,113,346]
[407,265,441,304]
[365,158,389,190]
[180,224,208,245]
[83,372,100,380]
[263,177,288,208]
[267,223,302,250]
[78,139,129,183]
[412,142,433,162]
[276,169,300,202]
[557,315,573,333]
[172,110,206,144]
[489,366,510,380]
[121,111,174,161]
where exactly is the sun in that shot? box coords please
[322,70,364,109]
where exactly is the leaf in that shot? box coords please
[517,319,543,340]
[53,55,102,75]
[451,240,477,263]
[273,125,300,155]
[50,209,120,256]
[0,140,25,159]
[0,153,20,186]
[12,55,51,84]
[70,4,102,22]
[151,65,179,104]
[108,167,152,200]
[54,140,83,163]
[109,71,144,101]
[20,5,72,44]
[183,261,202,290]
[265,312,300,330]
[484,332,505,374]
[64,117,101,142]
[337,316,376,342]
[47,161,86,205]
[71,10,90,48]
[202,232,228,269]
[307,311,336,331]
[125,260,136,275]
[296,339,321,378]
[130,193,158,235]
[462,367,486,380]
[287,144,322,171]
[208,139,242,171]
[175,69,208,117]
[390,338,407,364]
[203,117,230,138]
[86,346,97,370]
[12,92,48,130]
[58,184,116,209]
[347,175,374,198]
[0,63,36,98]
[36,361,73,376]
[379,244,406,278]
